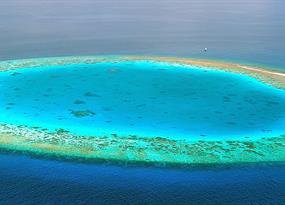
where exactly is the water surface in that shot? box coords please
[0,0,285,70]
[0,154,284,205]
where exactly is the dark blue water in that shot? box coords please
[0,154,284,205]
[0,61,285,140]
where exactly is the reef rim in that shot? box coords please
[1,55,284,89]
[0,55,284,166]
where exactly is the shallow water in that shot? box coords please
[0,61,284,140]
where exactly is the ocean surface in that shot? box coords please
[0,154,285,205]
[0,0,285,71]
[0,0,285,204]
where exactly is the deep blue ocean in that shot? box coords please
[0,154,285,205]
[0,0,285,204]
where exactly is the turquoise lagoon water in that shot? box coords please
[0,60,285,140]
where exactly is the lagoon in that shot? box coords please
[0,56,284,166]
[0,59,285,141]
